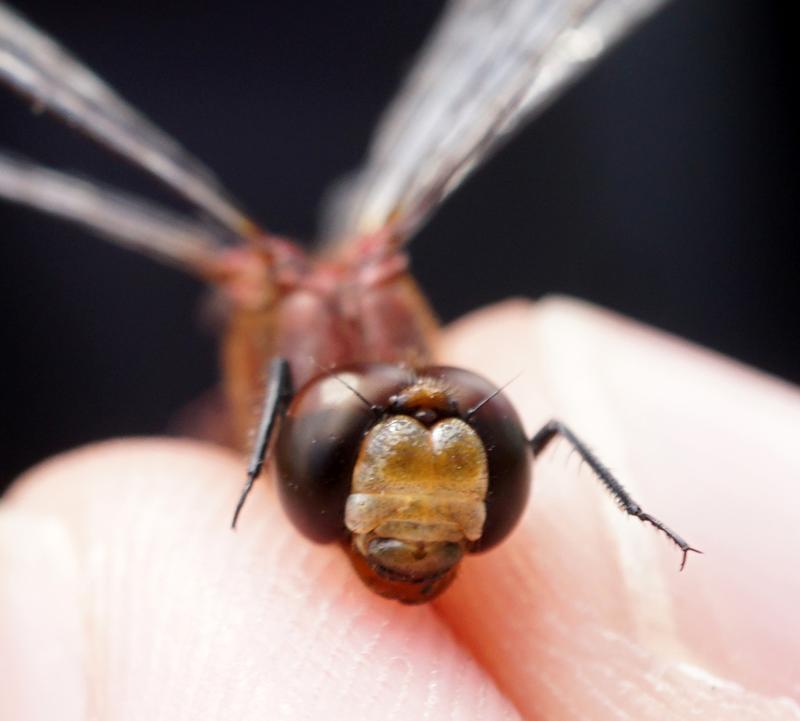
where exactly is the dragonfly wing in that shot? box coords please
[0,151,228,274]
[322,0,667,249]
[0,3,259,239]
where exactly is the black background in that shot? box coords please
[1,1,797,488]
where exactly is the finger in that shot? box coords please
[1,440,521,721]
[0,509,85,721]
[434,297,800,720]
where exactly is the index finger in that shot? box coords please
[435,298,800,720]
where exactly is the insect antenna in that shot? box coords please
[310,359,384,416]
[464,372,521,420]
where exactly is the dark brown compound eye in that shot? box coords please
[419,366,531,552]
[273,363,411,542]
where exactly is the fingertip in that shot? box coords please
[437,298,800,717]
[5,440,522,719]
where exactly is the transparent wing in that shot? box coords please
[0,3,259,239]
[0,151,227,274]
[323,0,667,248]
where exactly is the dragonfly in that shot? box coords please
[0,0,699,602]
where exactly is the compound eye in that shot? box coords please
[419,366,532,551]
[274,363,410,543]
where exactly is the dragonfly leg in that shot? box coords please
[530,420,701,570]
[230,357,294,529]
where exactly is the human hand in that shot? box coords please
[2,298,798,720]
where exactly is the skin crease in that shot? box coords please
[1,297,799,721]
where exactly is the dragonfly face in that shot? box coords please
[273,363,530,603]
[0,0,699,601]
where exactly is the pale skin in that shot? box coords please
[1,298,799,721]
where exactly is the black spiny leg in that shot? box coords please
[531,420,701,570]
[231,357,294,529]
